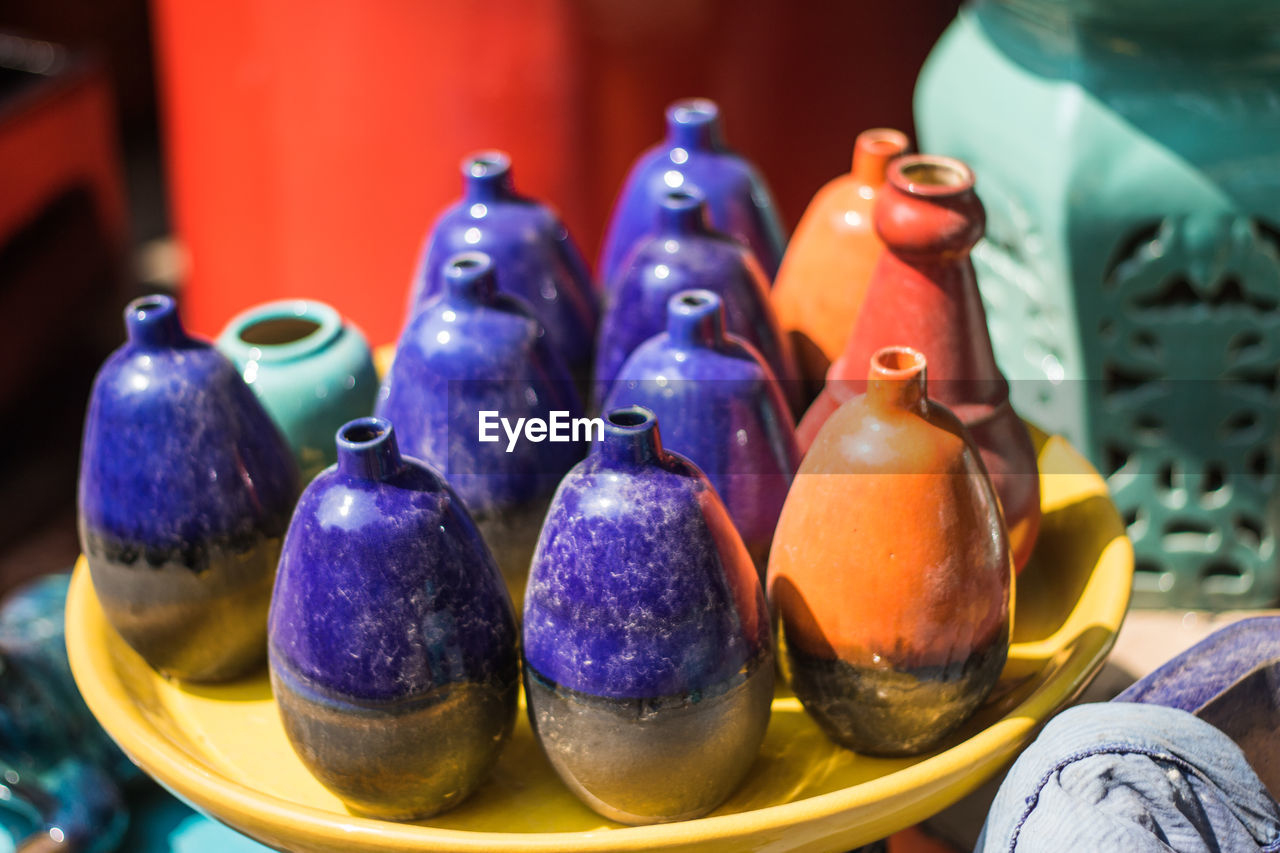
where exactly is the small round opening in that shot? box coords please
[664,189,701,207]
[873,346,925,374]
[239,316,321,346]
[133,296,168,313]
[468,152,510,178]
[452,256,483,270]
[672,99,717,124]
[342,422,386,444]
[679,293,709,307]
[859,128,909,156]
[895,157,973,195]
[607,408,652,428]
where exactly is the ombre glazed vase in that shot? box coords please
[78,295,298,682]
[522,406,773,825]
[599,98,787,287]
[772,128,910,396]
[595,190,800,412]
[216,299,378,484]
[268,417,518,820]
[603,290,800,582]
[407,151,598,388]
[771,347,1013,756]
[799,155,1041,573]
[379,252,584,610]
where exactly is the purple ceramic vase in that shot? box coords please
[78,295,298,682]
[595,190,800,412]
[598,98,786,287]
[407,151,598,388]
[268,417,518,820]
[379,252,584,611]
[522,406,773,825]
[603,290,800,582]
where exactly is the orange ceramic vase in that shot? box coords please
[797,155,1040,573]
[771,129,910,397]
[770,346,1013,756]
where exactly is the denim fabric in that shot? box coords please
[976,703,1280,852]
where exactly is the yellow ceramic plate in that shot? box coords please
[67,426,1131,852]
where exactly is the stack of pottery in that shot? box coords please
[799,154,1041,573]
[772,128,911,396]
[379,251,584,610]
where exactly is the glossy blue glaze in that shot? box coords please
[523,407,772,699]
[598,98,786,288]
[78,296,297,563]
[268,417,518,702]
[408,151,598,382]
[603,291,800,580]
[379,252,584,515]
[595,191,799,410]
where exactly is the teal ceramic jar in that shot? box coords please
[217,300,378,484]
[917,0,1280,609]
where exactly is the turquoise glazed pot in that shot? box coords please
[268,417,518,820]
[917,0,1280,608]
[217,299,378,484]
[79,295,298,682]
[523,406,773,825]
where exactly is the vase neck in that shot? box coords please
[658,190,712,237]
[666,290,726,349]
[665,98,725,152]
[597,407,664,469]
[852,129,909,187]
[441,251,499,306]
[866,347,929,416]
[125,295,189,349]
[337,417,405,481]
[463,151,515,203]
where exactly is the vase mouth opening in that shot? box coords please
[668,98,719,127]
[443,251,498,301]
[126,293,186,347]
[224,299,344,364]
[858,128,910,158]
[132,295,172,315]
[662,189,704,211]
[667,288,724,345]
[340,418,389,446]
[336,416,403,480]
[872,346,927,377]
[890,155,974,197]
[464,150,511,180]
[606,407,653,430]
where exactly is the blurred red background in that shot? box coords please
[152,0,960,344]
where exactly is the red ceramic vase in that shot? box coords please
[797,155,1041,573]
[770,346,1013,755]
[771,128,910,397]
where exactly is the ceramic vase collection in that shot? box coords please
[599,98,787,287]
[603,290,800,582]
[522,406,774,824]
[771,346,1013,755]
[772,128,911,397]
[595,189,801,412]
[78,295,298,682]
[799,154,1041,573]
[268,417,518,819]
[379,251,584,610]
[216,299,379,484]
[407,151,598,390]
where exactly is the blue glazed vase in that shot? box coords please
[595,190,800,412]
[268,417,519,820]
[522,406,774,824]
[379,252,584,611]
[216,299,378,484]
[598,98,787,288]
[407,151,598,388]
[603,290,800,582]
[78,295,298,682]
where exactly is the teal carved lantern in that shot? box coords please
[916,0,1280,609]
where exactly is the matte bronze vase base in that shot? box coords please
[272,667,517,821]
[786,625,1009,757]
[84,532,280,683]
[524,660,773,825]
